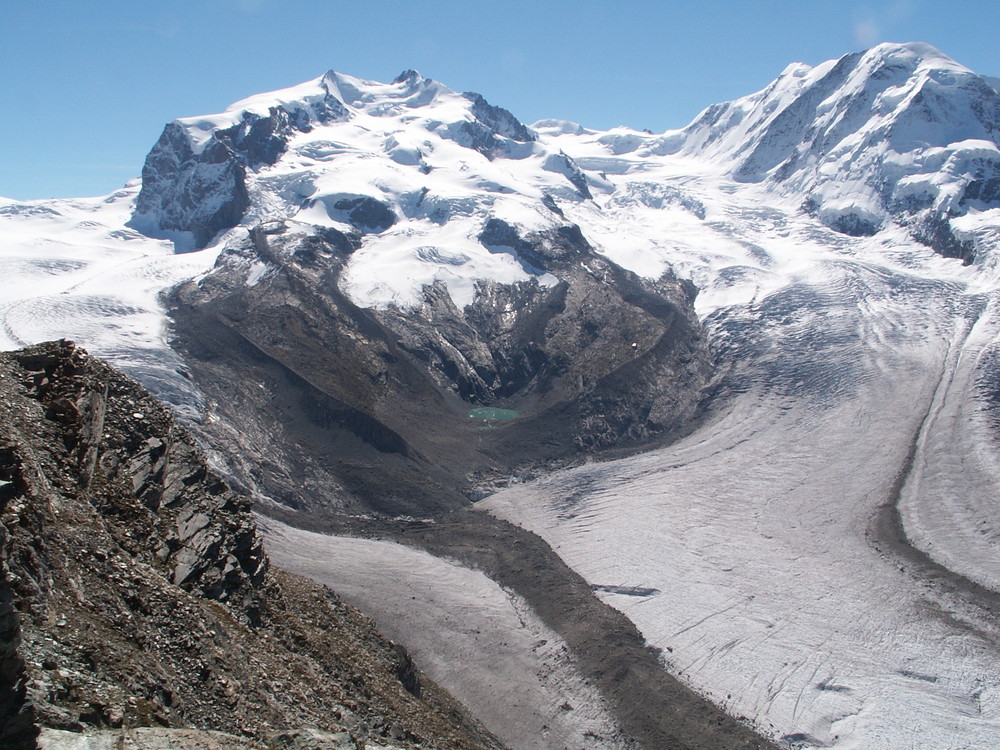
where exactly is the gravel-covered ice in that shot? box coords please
[260,518,633,750]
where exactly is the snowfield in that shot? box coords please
[0,185,219,420]
[3,42,1000,750]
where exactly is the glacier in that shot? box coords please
[2,41,1000,749]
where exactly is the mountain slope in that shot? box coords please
[0,341,501,750]
[139,70,713,512]
[166,219,709,513]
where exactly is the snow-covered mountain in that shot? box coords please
[131,43,1000,258]
[3,41,1000,750]
[147,68,715,513]
[661,43,1000,248]
[129,68,547,254]
[119,42,1000,326]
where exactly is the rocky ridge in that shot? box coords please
[0,340,501,750]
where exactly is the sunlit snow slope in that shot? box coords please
[0,186,217,419]
[3,41,1000,750]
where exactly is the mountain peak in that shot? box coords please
[129,67,542,250]
[862,40,953,65]
[393,68,424,84]
[777,61,814,79]
[664,41,1000,247]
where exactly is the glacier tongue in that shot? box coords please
[484,286,1000,748]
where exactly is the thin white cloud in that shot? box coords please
[853,0,921,49]
[854,18,881,48]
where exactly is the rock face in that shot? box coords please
[454,91,535,158]
[128,74,351,248]
[167,217,711,515]
[129,121,253,249]
[0,341,500,750]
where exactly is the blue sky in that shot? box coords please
[4,0,999,200]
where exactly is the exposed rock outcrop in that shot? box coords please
[452,92,535,159]
[128,121,253,249]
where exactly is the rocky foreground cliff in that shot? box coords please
[0,340,501,750]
